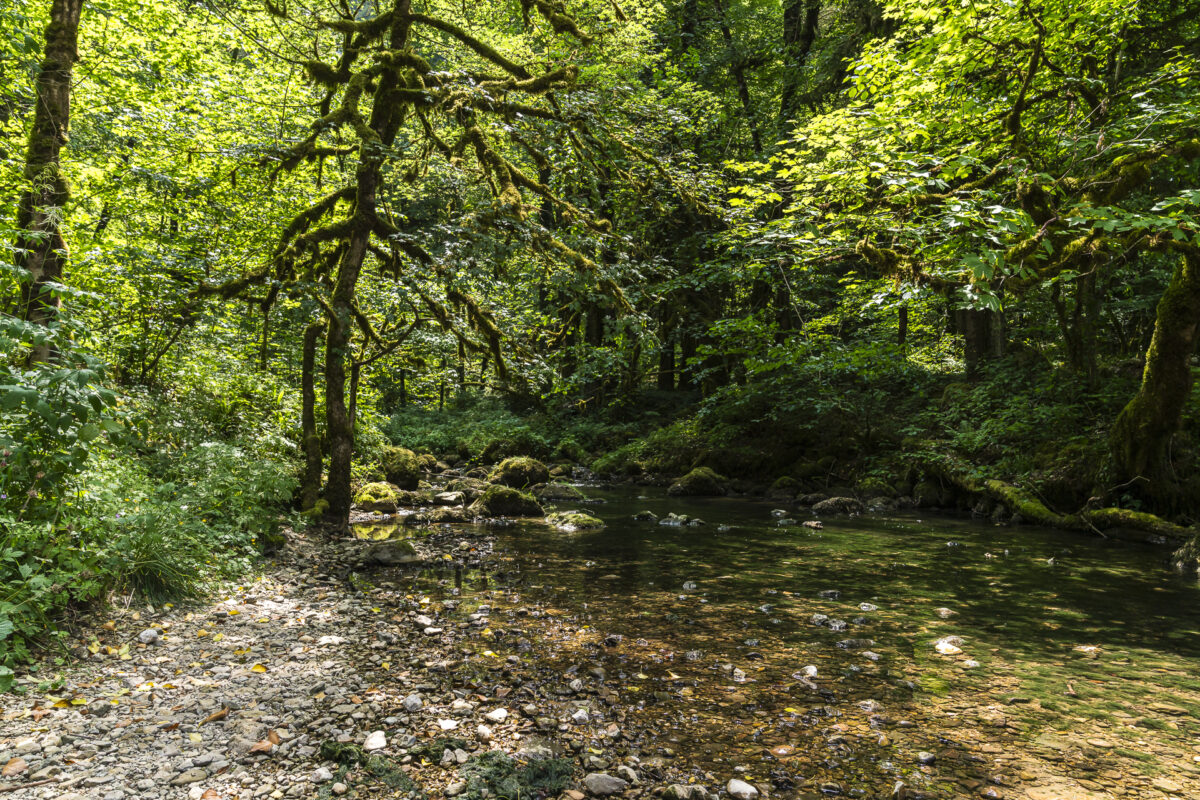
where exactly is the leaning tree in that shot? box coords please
[202,0,622,527]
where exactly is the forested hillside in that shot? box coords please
[3,0,1200,673]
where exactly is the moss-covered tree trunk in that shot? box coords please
[301,321,325,511]
[323,2,412,527]
[1110,248,1200,497]
[16,0,84,362]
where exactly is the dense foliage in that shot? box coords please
[3,0,1199,675]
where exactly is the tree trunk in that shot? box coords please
[322,0,412,529]
[301,321,325,511]
[779,0,820,128]
[1110,248,1200,496]
[956,308,1004,378]
[16,0,84,363]
[324,230,370,526]
[348,360,361,437]
[713,0,762,155]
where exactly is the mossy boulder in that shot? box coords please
[469,485,544,518]
[489,457,550,488]
[667,466,727,497]
[812,496,865,515]
[354,482,401,513]
[446,477,489,503]
[535,483,586,502]
[381,446,421,489]
[766,476,801,500]
[546,510,605,530]
[417,453,438,472]
[857,477,897,499]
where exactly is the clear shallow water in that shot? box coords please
[361,487,1200,798]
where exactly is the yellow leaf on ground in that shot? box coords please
[200,707,228,725]
[250,664,267,673]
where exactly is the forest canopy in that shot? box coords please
[3,0,1200,671]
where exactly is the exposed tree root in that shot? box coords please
[943,474,1195,545]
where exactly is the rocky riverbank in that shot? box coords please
[0,524,764,800]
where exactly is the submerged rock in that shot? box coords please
[547,511,605,531]
[812,496,865,515]
[536,483,587,501]
[633,510,659,522]
[469,485,544,517]
[726,779,759,800]
[490,457,550,488]
[667,467,727,497]
[360,539,420,566]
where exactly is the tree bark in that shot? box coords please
[301,321,325,511]
[323,0,412,528]
[713,0,762,154]
[779,0,820,128]
[16,0,84,362]
[1110,248,1200,497]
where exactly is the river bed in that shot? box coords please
[359,486,1200,799]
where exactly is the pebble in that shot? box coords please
[726,778,759,800]
[583,772,629,796]
[314,767,334,783]
[402,693,424,712]
[917,751,937,765]
[485,707,509,722]
[363,730,387,751]
[137,628,160,644]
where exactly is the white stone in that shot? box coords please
[726,779,758,800]
[363,730,386,752]
[484,708,508,723]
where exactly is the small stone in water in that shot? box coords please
[859,602,878,612]
[818,589,840,599]
[731,668,747,682]
[726,779,759,800]
[683,581,697,590]
[917,751,936,765]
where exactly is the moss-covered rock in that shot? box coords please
[469,485,544,517]
[405,507,471,526]
[667,466,727,497]
[857,476,897,499]
[380,446,421,489]
[417,452,438,472]
[766,476,801,500]
[489,456,550,488]
[546,510,605,530]
[299,498,329,518]
[354,482,401,512]
[812,496,865,515]
[535,483,586,501]
[446,477,489,503]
